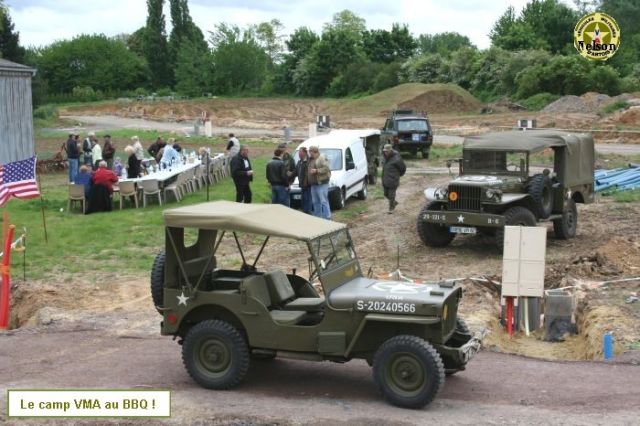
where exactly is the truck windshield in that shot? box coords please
[463,150,528,175]
[397,119,428,132]
[311,229,356,272]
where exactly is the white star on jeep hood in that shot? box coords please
[457,215,465,223]
[177,291,189,306]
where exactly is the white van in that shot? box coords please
[290,129,379,209]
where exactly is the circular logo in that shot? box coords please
[372,282,431,294]
[574,12,620,61]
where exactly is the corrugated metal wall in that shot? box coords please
[0,71,35,164]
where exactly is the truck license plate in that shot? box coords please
[412,133,420,142]
[450,226,476,234]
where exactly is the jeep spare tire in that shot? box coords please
[150,251,166,314]
[417,202,455,247]
[495,206,537,247]
[526,174,553,218]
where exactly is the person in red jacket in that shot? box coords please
[92,160,119,193]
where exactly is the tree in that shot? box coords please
[175,39,212,96]
[272,26,319,94]
[34,34,148,94]
[490,1,578,54]
[400,54,451,85]
[418,32,475,57]
[209,23,269,94]
[126,27,147,57]
[143,0,171,88]
[363,24,417,63]
[0,3,25,63]
[255,19,285,65]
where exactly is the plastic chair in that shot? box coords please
[118,181,138,209]
[141,179,162,207]
[164,176,182,203]
[68,184,86,213]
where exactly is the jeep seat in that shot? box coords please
[264,270,325,312]
[242,275,306,325]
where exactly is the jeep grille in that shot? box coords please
[448,184,481,211]
[442,292,459,339]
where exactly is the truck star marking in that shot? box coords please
[177,292,189,306]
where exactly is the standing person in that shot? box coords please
[102,134,115,170]
[295,146,312,214]
[131,135,145,167]
[66,133,80,182]
[266,148,290,207]
[226,133,240,157]
[82,132,96,166]
[230,145,253,203]
[278,142,296,185]
[160,143,182,168]
[381,144,406,214]
[147,137,164,158]
[307,146,331,220]
[91,138,103,170]
[125,145,141,179]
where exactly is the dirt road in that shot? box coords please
[1,326,639,425]
[63,115,640,155]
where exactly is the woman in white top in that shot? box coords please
[92,140,103,170]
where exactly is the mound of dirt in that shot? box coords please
[398,89,483,114]
[542,92,636,114]
[614,106,640,126]
[542,95,590,113]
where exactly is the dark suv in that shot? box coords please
[381,110,433,158]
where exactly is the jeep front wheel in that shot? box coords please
[182,320,250,390]
[373,335,445,409]
[553,199,577,239]
[495,206,537,247]
[417,202,455,247]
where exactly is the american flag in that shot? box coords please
[0,156,40,207]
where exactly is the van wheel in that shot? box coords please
[182,320,250,390]
[357,180,368,200]
[332,188,346,210]
[373,335,445,409]
[150,251,165,314]
[553,199,577,239]
[495,206,537,247]
[417,202,455,247]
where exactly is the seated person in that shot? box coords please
[113,157,124,177]
[73,165,93,198]
[92,160,118,194]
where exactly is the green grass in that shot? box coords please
[429,144,462,161]
[601,100,629,115]
[520,93,560,111]
[611,189,640,202]
[4,156,272,281]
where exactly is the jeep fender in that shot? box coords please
[495,193,529,205]
[424,188,438,202]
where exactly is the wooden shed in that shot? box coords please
[0,58,36,164]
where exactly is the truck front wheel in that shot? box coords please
[495,206,537,247]
[417,202,455,247]
[373,335,445,409]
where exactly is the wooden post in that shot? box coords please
[36,175,48,243]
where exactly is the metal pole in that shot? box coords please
[36,175,48,243]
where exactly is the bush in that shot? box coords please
[156,87,173,97]
[601,100,629,114]
[32,104,58,120]
[520,93,559,111]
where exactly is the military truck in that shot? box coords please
[152,201,483,408]
[381,109,433,158]
[417,131,595,247]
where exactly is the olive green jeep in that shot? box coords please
[152,201,483,409]
[417,131,595,247]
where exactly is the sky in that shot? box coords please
[6,0,575,50]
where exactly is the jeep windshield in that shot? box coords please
[310,229,356,273]
[462,150,528,175]
[397,119,428,132]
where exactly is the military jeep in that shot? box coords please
[417,131,595,247]
[152,201,483,409]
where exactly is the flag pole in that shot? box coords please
[36,175,48,244]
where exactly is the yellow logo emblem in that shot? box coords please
[574,12,620,61]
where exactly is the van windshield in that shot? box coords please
[295,148,343,171]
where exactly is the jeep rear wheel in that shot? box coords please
[527,174,553,218]
[553,199,577,239]
[495,206,537,247]
[150,251,165,314]
[417,202,455,247]
[182,320,250,390]
[373,335,445,409]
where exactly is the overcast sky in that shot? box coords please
[6,0,575,50]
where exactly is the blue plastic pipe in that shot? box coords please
[603,332,614,360]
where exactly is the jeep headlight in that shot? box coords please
[434,187,449,200]
[485,189,502,201]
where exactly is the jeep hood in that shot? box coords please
[328,276,460,316]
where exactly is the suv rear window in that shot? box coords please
[397,119,428,132]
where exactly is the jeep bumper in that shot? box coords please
[420,210,505,227]
[435,328,486,367]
